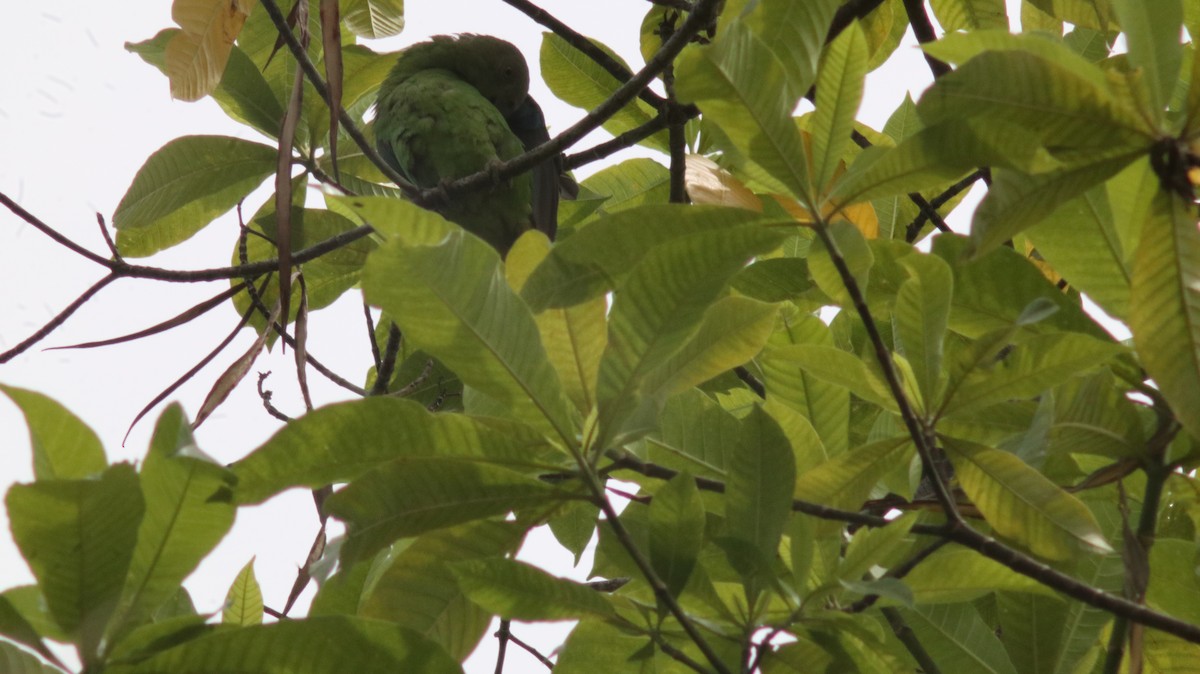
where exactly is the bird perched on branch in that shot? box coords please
[374,34,563,254]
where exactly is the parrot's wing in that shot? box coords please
[375,69,532,252]
[506,95,560,240]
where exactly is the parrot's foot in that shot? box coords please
[431,180,454,207]
[484,159,507,189]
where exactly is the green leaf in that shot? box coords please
[836,512,918,583]
[233,207,375,329]
[574,158,671,223]
[675,19,812,203]
[554,620,697,673]
[740,0,840,98]
[642,295,779,398]
[0,593,58,667]
[726,407,796,564]
[593,221,785,448]
[325,457,576,562]
[221,559,262,626]
[0,640,63,674]
[541,33,667,153]
[917,49,1150,149]
[105,616,461,674]
[811,22,868,191]
[0,385,106,480]
[902,603,1019,674]
[111,405,236,640]
[356,521,524,660]
[1049,371,1145,459]
[523,205,778,312]
[902,547,1051,603]
[127,33,284,138]
[970,156,1141,255]
[809,221,874,307]
[342,0,405,38]
[943,438,1112,560]
[930,0,1009,30]
[506,232,606,414]
[113,136,275,257]
[932,234,1109,339]
[451,558,615,621]
[362,227,577,443]
[940,332,1124,417]
[794,437,912,518]
[647,471,706,599]
[892,253,953,409]
[1130,191,1200,442]
[1111,0,1183,117]
[233,398,560,504]
[763,344,894,409]
[761,315,850,456]
[1026,187,1132,319]
[6,464,144,661]
[647,389,739,479]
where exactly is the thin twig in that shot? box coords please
[371,323,402,395]
[256,372,293,422]
[882,607,942,674]
[500,623,555,670]
[0,273,117,363]
[585,472,732,674]
[563,113,672,170]
[734,366,766,399]
[900,0,951,78]
[96,213,121,260]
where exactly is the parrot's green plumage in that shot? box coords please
[374,34,552,254]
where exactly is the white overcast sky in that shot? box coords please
[0,1,952,671]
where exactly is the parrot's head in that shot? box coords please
[450,34,531,118]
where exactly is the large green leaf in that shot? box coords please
[540,33,667,153]
[892,253,953,409]
[932,234,1108,339]
[902,547,1052,603]
[1130,191,1200,441]
[1110,0,1183,118]
[1048,371,1145,459]
[725,406,796,564]
[917,49,1151,150]
[674,19,812,203]
[109,405,236,641]
[113,136,275,257]
[642,295,778,399]
[341,0,405,39]
[646,389,739,479]
[0,593,58,667]
[0,385,106,480]
[793,437,912,516]
[325,457,576,562]
[970,156,1141,255]
[105,616,461,674]
[506,232,606,414]
[451,558,615,621]
[0,641,62,674]
[811,22,868,192]
[1026,187,1132,319]
[939,332,1124,417]
[592,221,785,448]
[739,0,839,99]
[353,521,523,660]
[763,344,894,409]
[761,315,850,456]
[362,226,577,444]
[233,398,561,504]
[6,464,144,662]
[127,33,284,139]
[522,205,777,312]
[902,603,1019,674]
[647,471,706,599]
[942,438,1112,560]
[929,0,1009,29]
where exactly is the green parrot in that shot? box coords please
[374,34,561,254]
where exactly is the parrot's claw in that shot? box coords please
[484,159,507,188]
[431,180,455,207]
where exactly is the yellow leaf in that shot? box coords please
[166,0,253,101]
[684,155,763,211]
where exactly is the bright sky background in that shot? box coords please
[0,1,955,671]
